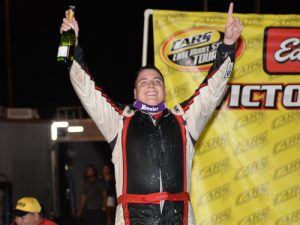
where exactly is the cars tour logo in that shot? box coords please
[263,27,300,74]
[159,27,245,72]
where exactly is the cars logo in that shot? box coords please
[160,27,245,72]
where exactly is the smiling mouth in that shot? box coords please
[146,92,157,96]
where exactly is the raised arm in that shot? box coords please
[180,2,243,141]
[59,11,124,144]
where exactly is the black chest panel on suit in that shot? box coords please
[125,110,184,194]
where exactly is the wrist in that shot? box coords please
[223,38,235,46]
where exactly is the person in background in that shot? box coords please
[12,197,57,225]
[102,164,116,225]
[77,164,106,225]
[60,2,243,224]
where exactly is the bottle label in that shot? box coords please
[57,46,69,57]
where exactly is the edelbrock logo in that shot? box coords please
[263,27,300,74]
[275,38,300,63]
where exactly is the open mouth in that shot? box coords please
[146,92,157,97]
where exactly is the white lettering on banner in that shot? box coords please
[171,32,212,51]
[172,51,189,61]
[225,84,300,109]
[283,85,300,107]
[189,46,210,56]
[193,51,217,65]
[274,38,300,62]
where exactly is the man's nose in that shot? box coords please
[147,80,155,87]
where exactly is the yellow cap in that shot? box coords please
[13,197,42,216]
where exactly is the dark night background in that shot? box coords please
[1,0,299,119]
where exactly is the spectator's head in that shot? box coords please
[102,164,112,181]
[84,164,99,180]
[13,197,43,225]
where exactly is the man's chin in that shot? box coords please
[144,100,160,106]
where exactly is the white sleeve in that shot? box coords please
[184,57,233,140]
[69,61,123,142]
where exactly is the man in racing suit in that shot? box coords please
[60,3,243,225]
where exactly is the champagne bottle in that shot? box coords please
[57,5,76,64]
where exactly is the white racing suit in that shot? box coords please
[69,43,235,225]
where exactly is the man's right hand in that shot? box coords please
[59,10,79,45]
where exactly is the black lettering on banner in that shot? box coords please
[237,208,269,225]
[276,209,300,225]
[272,111,300,129]
[274,185,300,205]
[273,133,300,154]
[200,208,232,225]
[171,32,213,51]
[199,158,229,179]
[236,183,268,205]
[235,158,268,180]
[273,159,300,180]
[198,183,230,204]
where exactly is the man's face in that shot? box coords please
[14,213,40,225]
[134,69,166,106]
[86,167,96,178]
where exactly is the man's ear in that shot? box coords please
[133,88,137,99]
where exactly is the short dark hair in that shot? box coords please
[84,164,99,180]
[134,65,164,87]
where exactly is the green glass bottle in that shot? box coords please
[57,5,76,64]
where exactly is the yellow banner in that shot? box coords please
[153,10,300,225]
